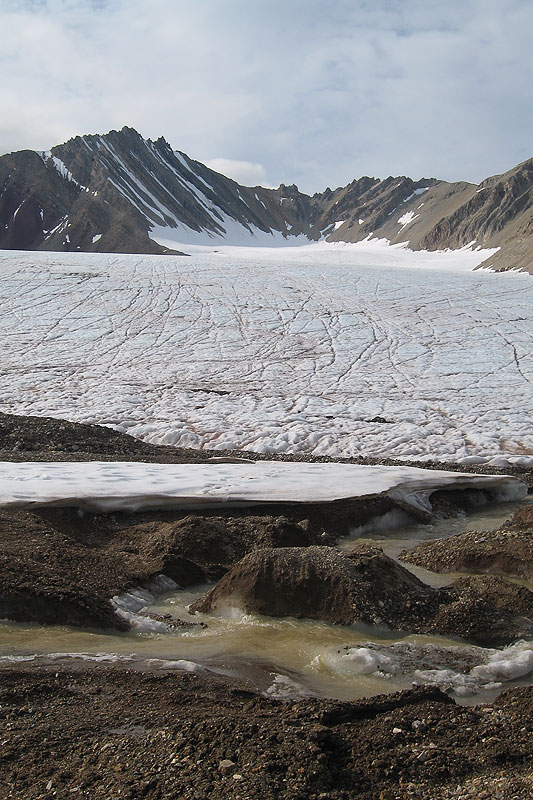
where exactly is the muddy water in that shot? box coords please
[340,494,533,589]
[1,496,532,703]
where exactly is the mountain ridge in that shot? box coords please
[1,126,532,272]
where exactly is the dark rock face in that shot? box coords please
[190,544,533,645]
[0,127,314,256]
[2,126,533,271]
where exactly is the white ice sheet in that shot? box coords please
[0,461,525,514]
[0,248,531,465]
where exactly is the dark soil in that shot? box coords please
[0,665,532,800]
[401,505,533,581]
[190,544,533,646]
[0,496,400,631]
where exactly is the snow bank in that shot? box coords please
[0,461,525,514]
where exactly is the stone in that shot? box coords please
[218,759,236,775]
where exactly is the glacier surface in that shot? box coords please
[0,244,531,465]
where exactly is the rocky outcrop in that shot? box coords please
[0,127,315,255]
[2,127,533,271]
[190,544,533,645]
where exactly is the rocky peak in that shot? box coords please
[1,127,533,271]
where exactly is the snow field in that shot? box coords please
[0,245,531,465]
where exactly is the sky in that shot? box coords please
[1,0,533,193]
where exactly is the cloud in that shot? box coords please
[1,1,533,192]
[204,159,271,187]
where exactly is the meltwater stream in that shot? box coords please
[1,497,532,704]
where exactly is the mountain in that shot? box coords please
[1,126,532,272]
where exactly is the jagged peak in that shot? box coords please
[278,183,300,196]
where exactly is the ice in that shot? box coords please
[348,508,414,537]
[0,245,530,465]
[403,187,429,203]
[51,156,75,182]
[146,658,205,672]
[111,574,179,631]
[318,640,533,698]
[264,673,310,698]
[42,215,68,238]
[49,156,89,191]
[470,642,533,682]
[318,647,396,675]
[0,652,133,665]
[151,213,311,248]
[0,461,525,513]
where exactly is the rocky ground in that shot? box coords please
[1,411,533,799]
[0,665,532,800]
[0,487,400,631]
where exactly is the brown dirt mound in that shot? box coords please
[0,507,323,630]
[400,505,533,581]
[190,545,533,646]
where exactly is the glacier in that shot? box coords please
[0,243,531,466]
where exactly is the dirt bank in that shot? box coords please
[401,506,533,581]
[0,494,400,631]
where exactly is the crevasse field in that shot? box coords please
[1,240,532,466]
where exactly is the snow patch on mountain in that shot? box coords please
[151,217,311,248]
[397,211,419,230]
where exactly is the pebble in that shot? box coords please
[218,759,236,775]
